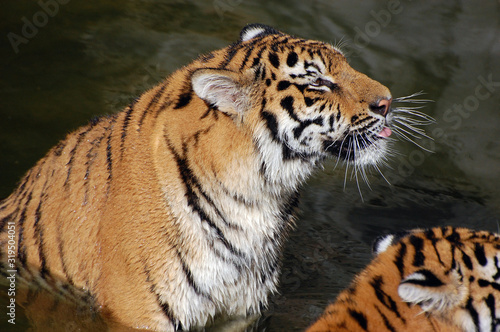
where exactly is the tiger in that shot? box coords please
[0,23,403,331]
[306,226,500,332]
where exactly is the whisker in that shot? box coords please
[392,122,433,140]
[392,116,434,127]
[352,136,364,201]
[334,134,350,169]
[374,163,391,186]
[392,128,434,153]
[393,91,433,104]
[392,109,435,123]
[343,138,354,190]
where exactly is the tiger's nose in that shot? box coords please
[369,98,392,117]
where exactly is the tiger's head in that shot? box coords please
[371,227,500,331]
[191,24,397,175]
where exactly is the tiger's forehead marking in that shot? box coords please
[239,34,344,73]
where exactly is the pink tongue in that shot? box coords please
[378,127,392,138]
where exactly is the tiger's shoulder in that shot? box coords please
[307,226,500,332]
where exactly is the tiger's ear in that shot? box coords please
[372,231,412,255]
[398,269,467,314]
[239,23,281,42]
[191,68,251,116]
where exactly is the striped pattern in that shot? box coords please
[307,227,500,332]
[0,24,393,331]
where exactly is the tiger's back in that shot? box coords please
[307,227,500,332]
[0,23,398,331]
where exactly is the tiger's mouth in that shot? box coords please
[378,127,392,138]
[322,126,391,162]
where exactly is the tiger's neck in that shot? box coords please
[144,100,316,323]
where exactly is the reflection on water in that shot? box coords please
[1,0,499,331]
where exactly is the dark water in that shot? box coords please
[1,0,500,331]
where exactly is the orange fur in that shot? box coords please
[0,24,394,330]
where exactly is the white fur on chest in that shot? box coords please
[157,149,311,329]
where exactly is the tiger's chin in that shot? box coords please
[352,139,390,167]
[354,128,392,167]
[322,130,391,167]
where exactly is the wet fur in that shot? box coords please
[0,24,393,330]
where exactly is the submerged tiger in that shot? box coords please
[307,227,500,332]
[0,23,423,330]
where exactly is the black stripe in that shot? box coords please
[293,117,324,139]
[304,97,316,107]
[462,251,473,270]
[268,52,280,69]
[317,50,328,71]
[157,297,183,331]
[474,243,487,266]
[352,116,376,128]
[239,46,255,71]
[121,99,137,155]
[394,242,407,278]
[53,141,66,157]
[83,129,107,204]
[427,229,446,267]
[0,212,14,232]
[174,91,192,109]
[336,104,342,122]
[17,192,32,268]
[465,297,480,331]
[88,115,103,127]
[370,276,403,321]
[253,64,263,82]
[409,235,425,267]
[348,309,368,330]
[200,106,219,121]
[164,137,244,260]
[375,306,396,332]
[139,83,167,129]
[199,51,215,62]
[56,225,74,286]
[280,96,299,122]
[261,111,280,143]
[259,109,307,159]
[146,272,184,331]
[64,127,92,188]
[445,227,461,244]
[33,197,49,278]
[485,293,496,332]
[14,169,32,198]
[477,279,500,291]
[251,46,266,68]
[277,80,291,91]
[328,113,335,128]
[218,40,250,68]
[493,256,500,280]
[401,269,444,287]
[106,116,117,182]
[177,251,211,300]
[286,51,298,67]
[218,43,242,68]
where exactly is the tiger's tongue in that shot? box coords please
[378,127,392,138]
